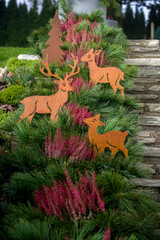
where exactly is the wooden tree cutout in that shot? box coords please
[81,49,125,95]
[19,54,80,123]
[84,114,128,158]
[43,10,64,63]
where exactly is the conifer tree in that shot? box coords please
[6,0,19,46]
[122,3,134,39]
[17,3,29,46]
[134,6,139,39]
[134,7,145,39]
[39,0,56,26]
[146,8,157,39]
[7,0,18,46]
[139,9,145,39]
[0,0,7,46]
[29,0,39,30]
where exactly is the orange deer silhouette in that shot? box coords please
[81,49,125,95]
[19,54,80,122]
[84,114,128,159]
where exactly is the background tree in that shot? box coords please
[134,6,145,39]
[122,3,134,39]
[139,9,145,38]
[121,0,160,11]
[133,6,139,39]
[146,7,158,38]
[39,0,56,26]
[6,0,19,46]
[0,0,7,46]
[0,0,57,47]
[17,3,29,47]
[28,0,39,31]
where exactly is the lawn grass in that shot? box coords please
[0,47,33,68]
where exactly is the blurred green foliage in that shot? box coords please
[0,85,25,105]
[0,47,32,68]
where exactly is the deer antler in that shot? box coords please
[65,54,80,82]
[39,54,63,82]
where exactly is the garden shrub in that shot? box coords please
[0,110,12,126]
[0,111,12,149]
[0,85,25,105]
[6,66,33,87]
[27,24,52,56]
[7,58,39,72]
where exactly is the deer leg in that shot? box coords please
[93,144,105,154]
[119,145,128,158]
[99,146,105,154]
[117,82,124,95]
[27,112,35,123]
[50,109,58,122]
[109,147,118,161]
[50,114,57,121]
[93,145,98,154]
[109,81,117,94]
[91,79,97,86]
[19,104,36,122]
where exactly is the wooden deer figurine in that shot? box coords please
[84,114,128,159]
[81,49,125,95]
[19,54,80,123]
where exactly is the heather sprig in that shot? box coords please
[44,130,93,162]
[65,26,101,46]
[71,76,93,93]
[61,12,80,32]
[103,227,111,240]
[65,101,93,127]
[34,170,105,222]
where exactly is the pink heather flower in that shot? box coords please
[64,101,93,127]
[66,237,70,240]
[43,130,93,162]
[70,77,93,93]
[7,72,13,77]
[103,227,111,240]
[65,27,100,45]
[61,11,79,32]
[107,16,111,20]
[34,171,105,222]
[61,11,97,34]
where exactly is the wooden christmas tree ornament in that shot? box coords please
[84,114,128,158]
[19,54,80,123]
[81,49,125,95]
[43,10,64,63]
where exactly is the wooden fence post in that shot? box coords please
[151,22,155,40]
